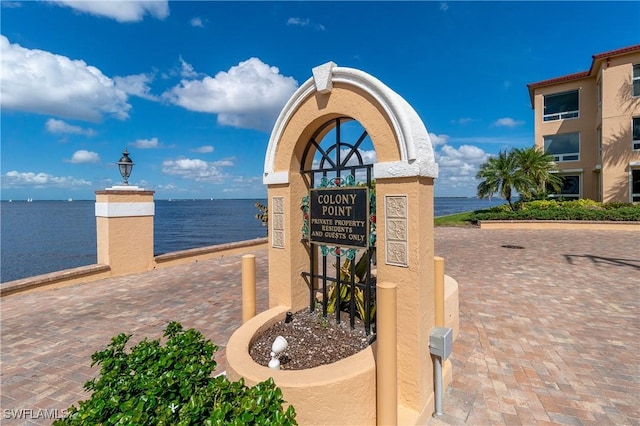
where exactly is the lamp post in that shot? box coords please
[117,148,134,185]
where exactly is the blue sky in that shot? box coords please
[1,1,639,200]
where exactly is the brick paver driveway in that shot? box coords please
[1,228,638,425]
[432,228,639,426]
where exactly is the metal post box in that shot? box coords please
[429,327,453,360]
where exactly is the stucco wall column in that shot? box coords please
[95,189,155,276]
[376,176,435,422]
[267,173,309,312]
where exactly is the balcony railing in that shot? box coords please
[543,110,579,122]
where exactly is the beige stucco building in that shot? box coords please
[527,44,640,203]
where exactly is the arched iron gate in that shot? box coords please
[300,117,376,335]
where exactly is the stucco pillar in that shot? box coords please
[376,176,435,423]
[266,173,310,312]
[95,187,155,276]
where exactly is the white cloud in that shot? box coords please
[287,17,309,27]
[114,73,158,101]
[211,158,235,167]
[45,119,96,136]
[48,0,169,22]
[450,118,473,125]
[161,157,234,183]
[231,176,261,185]
[435,144,490,193]
[179,56,199,78]
[287,17,325,31]
[190,17,204,27]
[164,58,298,132]
[191,145,214,153]
[448,135,531,146]
[67,150,100,164]
[0,35,130,122]
[2,170,92,188]
[493,117,524,128]
[157,183,179,191]
[131,137,160,149]
[1,2,22,8]
[429,133,449,147]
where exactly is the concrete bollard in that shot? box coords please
[434,256,445,327]
[376,281,398,426]
[241,254,256,323]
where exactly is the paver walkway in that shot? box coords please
[1,228,638,425]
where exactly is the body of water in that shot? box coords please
[1,197,504,283]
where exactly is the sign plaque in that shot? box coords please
[309,186,369,248]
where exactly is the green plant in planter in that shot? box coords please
[54,322,296,426]
[326,248,376,323]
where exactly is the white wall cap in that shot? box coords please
[95,202,155,217]
[263,171,290,185]
[374,160,439,180]
[105,185,145,191]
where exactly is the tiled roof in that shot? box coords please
[526,44,640,107]
[526,71,590,89]
[592,44,640,60]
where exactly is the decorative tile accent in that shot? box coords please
[272,230,285,249]
[386,241,408,266]
[387,219,407,241]
[385,195,408,267]
[272,214,284,231]
[272,196,284,214]
[272,196,285,249]
[386,196,407,217]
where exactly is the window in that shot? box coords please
[632,169,640,202]
[544,90,579,121]
[633,64,640,97]
[633,117,640,150]
[597,126,602,162]
[548,174,581,200]
[598,79,602,109]
[544,133,580,162]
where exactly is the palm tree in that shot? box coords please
[476,150,532,211]
[514,147,562,201]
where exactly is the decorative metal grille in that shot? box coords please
[300,117,376,335]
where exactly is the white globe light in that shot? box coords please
[268,336,288,370]
[271,335,288,354]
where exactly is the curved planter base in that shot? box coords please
[226,306,377,426]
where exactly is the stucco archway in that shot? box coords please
[263,61,438,185]
[260,62,440,423]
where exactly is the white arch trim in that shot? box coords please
[263,62,438,185]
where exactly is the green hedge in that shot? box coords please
[470,200,640,222]
[54,322,297,426]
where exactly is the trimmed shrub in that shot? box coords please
[54,322,296,426]
[469,200,640,222]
